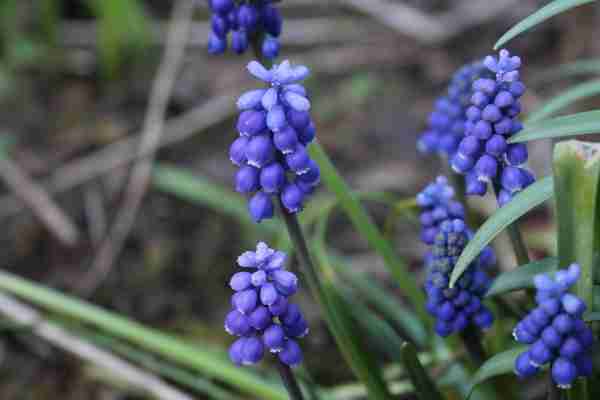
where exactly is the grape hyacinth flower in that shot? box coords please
[417,176,465,245]
[418,61,493,158]
[450,49,535,205]
[208,0,282,59]
[226,242,308,367]
[230,60,320,222]
[513,264,593,389]
[417,176,495,267]
[424,219,494,337]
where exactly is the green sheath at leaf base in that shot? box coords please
[553,140,600,399]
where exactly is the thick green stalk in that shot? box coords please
[553,140,600,400]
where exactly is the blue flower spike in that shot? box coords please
[230,60,319,222]
[449,50,535,205]
[513,264,594,389]
[418,61,494,158]
[423,217,495,337]
[207,0,283,59]
[226,242,307,367]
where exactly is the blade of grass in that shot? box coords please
[309,142,427,322]
[400,342,445,400]
[485,257,558,297]
[0,272,287,400]
[449,176,553,287]
[494,0,596,50]
[526,79,600,124]
[510,110,600,144]
[534,59,600,84]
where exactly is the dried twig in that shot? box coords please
[59,18,388,48]
[338,0,521,44]
[0,94,235,219]
[0,156,79,246]
[0,292,193,400]
[79,0,195,294]
[83,182,107,246]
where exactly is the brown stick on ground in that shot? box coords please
[0,156,79,246]
[78,0,195,295]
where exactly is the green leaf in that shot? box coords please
[309,142,428,321]
[341,291,407,362]
[467,346,527,398]
[400,342,445,400]
[584,311,600,321]
[510,110,600,144]
[77,328,241,400]
[0,271,287,400]
[485,257,558,297]
[331,259,426,347]
[89,0,151,79]
[534,59,600,83]
[449,176,553,287]
[526,79,600,124]
[311,234,394,399]
[553,141,600,318]
[152,164,281,234]
[494,0,596,50]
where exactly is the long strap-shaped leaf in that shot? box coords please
[400,342,446,400]
[309,142,428,321]
[510,110,600,143]
[534,58,600,84]
[0,271,287,400]
[526,79,600,124]
[466,346,528,399]
[449,176,554,288]
[494,0,596,50]
[485,257,558,297]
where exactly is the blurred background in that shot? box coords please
[0,0,598,398]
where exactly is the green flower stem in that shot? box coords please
[276,361,305,400]
[492,182,530,266]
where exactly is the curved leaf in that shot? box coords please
[0,271,287,400]
[309,142,428,321]
[534,59,600,84]
[509,110,600,144]
[467,346,527,398]
[485,257,558,297]
[449,176,553,287]
[526,79,600,123]
[494,0,596,50]
[400,342,445,400]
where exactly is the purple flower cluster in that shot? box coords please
[226,242,308,367]
[450,50,535,206]
[418,61,493,158]
[230,60,319,222]
[513,264,593,389]
[424,219,494,337]
[417,176,465,245]
[208,0,282,59]
[417,176,495,267]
